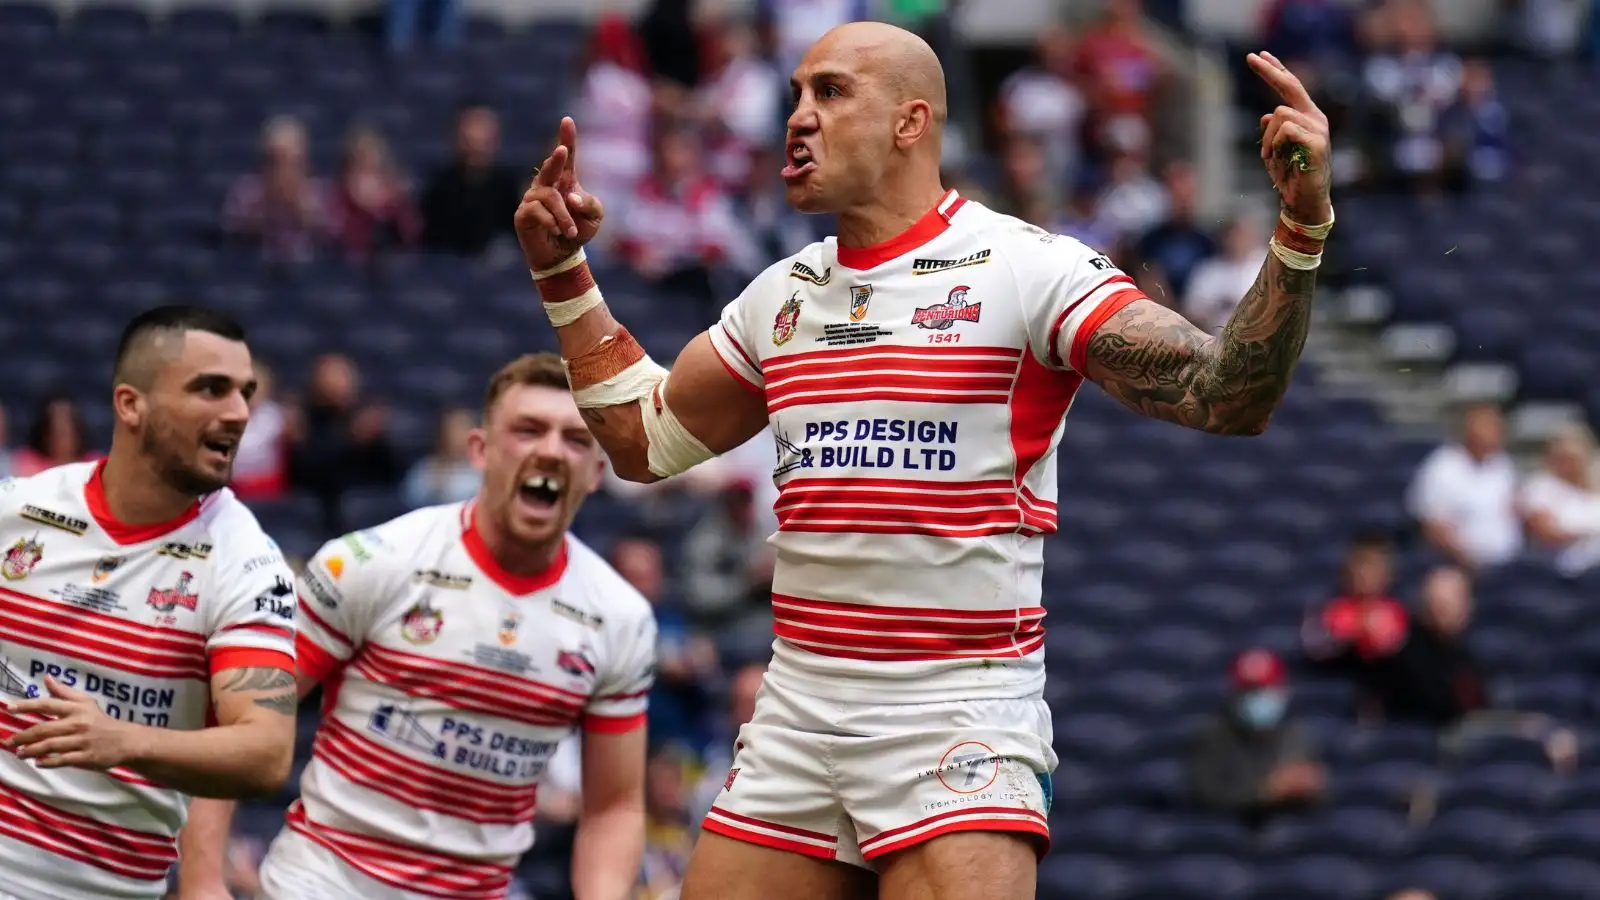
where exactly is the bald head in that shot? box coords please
[813,22,947,125]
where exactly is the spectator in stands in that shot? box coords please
[1508,0,1586,59]
[991,134,1059,225]
[331,126,422,262]
[1184,213,1268,333]
[1387,891,1437,900]
[611,535,721,753]
[697,16,783,193]
[1190,649,1326,826]
[612,123,739,303]
[420,102,522,258]
[1407,403,1522,570]
[682,479,774,633]
[638,747,697,900]
[12,394,97,477]
[996,26,1087,191]
[1439,58,1511,187]
[575,16,654,212]
[728,145,817,276]
[1261,0,1359,70]
[1134,159,1215,302]
[1520,423,1600,576]
[400,407,480,509]
[758,0,872,88]
[1359,1,1463,191]
[287,353,402,534]
[386,0,461,54]
[0,404,12,479]
[640,0,703,88]
[223,115,332,265]
[692,660,766,821]
[1094,138,1169,250]
[1072,0,1168,159]
[1054,182,1119,255]
[1304,534,1410,713]
[230,361,288,501]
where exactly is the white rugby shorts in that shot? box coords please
[701,675,1057,868]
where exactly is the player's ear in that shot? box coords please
[589,454,606,495]
[894,99,933,149]
[111,383,145,429]
[466,426,488,472]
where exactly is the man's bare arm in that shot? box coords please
[177,669,323,897]
[1083,51,1330,437]
[1080,259,1315,436]
[516,116,767,482]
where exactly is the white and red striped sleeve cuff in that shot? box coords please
[708,319,764,393]
[1047,273,1146,373]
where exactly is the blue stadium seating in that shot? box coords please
[1,6,1596,896]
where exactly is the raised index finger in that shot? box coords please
[558,116,579,176]
[1248,52,1315,113]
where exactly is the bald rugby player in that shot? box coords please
[516,22,1333,900]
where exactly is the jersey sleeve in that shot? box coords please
[584,610,657,734]
[293,530,394,682]
[203,511,297,675]
[707,263,784,393]
[1010,231,1148,373]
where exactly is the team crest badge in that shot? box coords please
[401,598,444,645]
[147,572,199,612]
[772,292,803,346]
[92,555,125,584]
[849,284,873,323]
[498,611,521,646]
[1,536,42,581]
[912,284,983,330]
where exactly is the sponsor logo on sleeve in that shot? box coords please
[1088,255,1114,271]
[556,646,597,679]
[243,552,284,574]
[910,248,991,275]
[253,577,295,620]
[788,261,833,285]
[157,541,211,560]
[341,533,374,564]
[1,536,43,581]
[20,505,87,536]
[772,292,803,346]
[301,566,341,610]
[911,285,982,330]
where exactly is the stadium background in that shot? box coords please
[3,0,1599,897]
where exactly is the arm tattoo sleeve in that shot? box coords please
[216,667,298,715]
[1082,258,1317,435]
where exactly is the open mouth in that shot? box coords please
[782,141,816,180]
[201,435,238,459]
[518,475,563,510]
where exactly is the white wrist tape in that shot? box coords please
[531,247,587,280]
[543,287,604,327]
[1280,208,1335,241]
[1269,239,1322,271]
[566,352,715,478]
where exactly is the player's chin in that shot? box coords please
[783,179,830,214]
[180,459,232,495]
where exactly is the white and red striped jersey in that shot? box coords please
[706,190,1147,702]
[0,462,297,900]
[280,501,655,899]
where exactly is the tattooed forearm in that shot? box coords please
[1083,257,1317,435]
[218,667,295,693]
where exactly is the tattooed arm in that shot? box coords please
[1080,261,1316,435]
[115,664,298,797]
[1080,51,1331,436]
